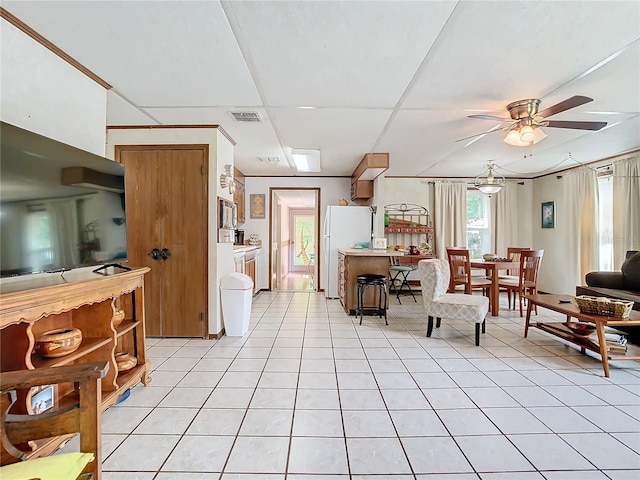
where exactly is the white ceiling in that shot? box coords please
[4,1,639,179]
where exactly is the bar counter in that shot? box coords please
[337,249,404,315]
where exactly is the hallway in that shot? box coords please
[281,272,315,291]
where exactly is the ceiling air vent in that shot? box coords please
[228,111,261,122]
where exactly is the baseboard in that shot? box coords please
[208,328,225,340]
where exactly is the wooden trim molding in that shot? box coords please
[0,7,112,90]
[107,124,237,146]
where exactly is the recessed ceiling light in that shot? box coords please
[298,106,317,110]
[290,148,321,172]
[258,156,280,163]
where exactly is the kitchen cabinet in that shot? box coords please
[234,167,246,225]
[338,250,401,315]
[351,180,374,200]
[245,249,257,294]
[350,153,389,200]
[0,267,151,459]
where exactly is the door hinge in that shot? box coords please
[200,312,205,323]
[201,165,205,176]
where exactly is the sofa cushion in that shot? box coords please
[585,271,626,289]
[621,251,640,291]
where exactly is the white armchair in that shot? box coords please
[418,259,489,346]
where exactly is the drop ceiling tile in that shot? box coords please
[224,1,455,108]
[403,1,640,110]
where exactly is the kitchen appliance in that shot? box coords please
[322,205,373,298]
[218,197,237,243]
[235,229,244,245]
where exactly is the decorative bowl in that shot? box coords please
[483,253,497,261]
[563,321,596,337]
[113,309,126,327]
[35,328,82,358]
[115,352,137,372]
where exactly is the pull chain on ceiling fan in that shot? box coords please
[458,95,608,146]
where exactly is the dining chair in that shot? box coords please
[389,255,416,303]
[498,249,544,316]
[499,247,532,281]
[446,247,491,295]
[418,259,489,346]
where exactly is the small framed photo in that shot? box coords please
[250,194,266,219]
[29,384,56,415]
[372,237,387,250]
[541,201,555,229]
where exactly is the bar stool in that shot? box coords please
[355,274,388,325]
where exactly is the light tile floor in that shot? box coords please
[74,291,640,479]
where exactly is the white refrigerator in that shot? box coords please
[322,205,373,298]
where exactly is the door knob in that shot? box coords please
[147,248,161,260]
[161,248,171,260]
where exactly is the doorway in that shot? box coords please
[270,188,320,292]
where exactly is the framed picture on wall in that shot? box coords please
[541,201,555,229]
[250,194,266,219]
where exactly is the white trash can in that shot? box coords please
[220,272,254,337]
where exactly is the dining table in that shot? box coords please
[469,259,521,316]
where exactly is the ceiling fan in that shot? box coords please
[458,95,607,146]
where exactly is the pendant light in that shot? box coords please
[474,162,505,196]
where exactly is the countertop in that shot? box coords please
[338,248,404,257]
[233,245,262,254]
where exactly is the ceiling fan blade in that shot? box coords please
[455,124,504,142]
[468,114,511,121]
[545,120,607,131]
[537,95,593,118]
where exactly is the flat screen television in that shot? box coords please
[0,122,127,277]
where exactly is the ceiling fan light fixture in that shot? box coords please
[503,125,547,147]
[503,128,525,146]
[532,127,547,143]
[474,162,505,196]
[519,125,535,143]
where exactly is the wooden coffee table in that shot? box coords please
[523,294,640,377]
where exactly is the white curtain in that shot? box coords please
[434,182,466,259]
[492,181,519,256]
[612,155,640,266]
[563,168,599,289]
[45,199,80,268]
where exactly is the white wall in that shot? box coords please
[243,177,351,292]
[106,127,234,336]
[1,18,107,155]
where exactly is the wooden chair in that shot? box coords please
[446,247,491,295]
[499,247,532,280]
[498,249,544,316]
[0,362,108,480]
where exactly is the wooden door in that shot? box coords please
[117,146,207,338]
[160,149,206,337]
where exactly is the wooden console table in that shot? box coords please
[0,267,151,459]
[524,293,640,377]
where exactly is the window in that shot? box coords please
[598,173,613,270]
[466,190,492,258]
[26,206,53,271]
